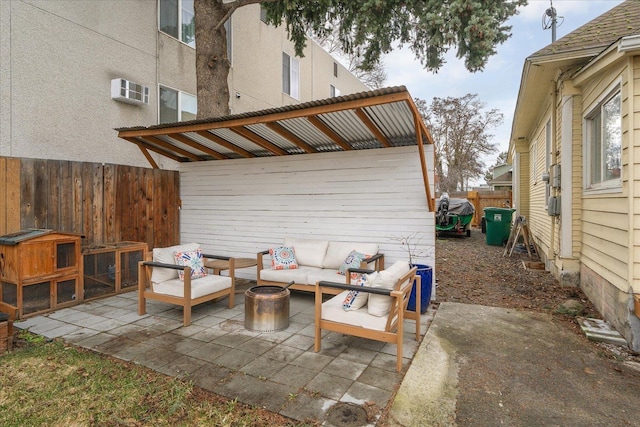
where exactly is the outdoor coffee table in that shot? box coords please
[203,257,257,275]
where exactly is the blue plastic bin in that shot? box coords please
[407,264,432,313]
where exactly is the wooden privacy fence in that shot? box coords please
[438,190,512,227]
[0,157,180,250]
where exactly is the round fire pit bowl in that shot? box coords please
[244,285,290,332]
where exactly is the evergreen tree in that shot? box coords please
[193,0,527,118]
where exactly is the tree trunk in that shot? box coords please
[194,0,231,119]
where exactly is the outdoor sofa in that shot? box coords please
[257,237,384,294]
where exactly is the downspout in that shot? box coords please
[549,81,558,264]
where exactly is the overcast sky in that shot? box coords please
[382,0,624,171]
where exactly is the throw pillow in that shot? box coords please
[368,261,410,317]
[270,246,299,270]
[174,249,207,281]
[342,272,378,311]
[338,250,370,276]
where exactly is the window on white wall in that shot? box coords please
[159,0,231,59]
[330,85,340,97]
[585,86,621,189]
[282,52,300,99]
[260,5,268,22]
[159,86,197,123]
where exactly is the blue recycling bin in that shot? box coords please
[407,264,432,313]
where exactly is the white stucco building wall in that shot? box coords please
[0,1,368,169]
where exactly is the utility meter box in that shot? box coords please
[548,196,561,216]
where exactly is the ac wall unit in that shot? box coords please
[111,78,149,105]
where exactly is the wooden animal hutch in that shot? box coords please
[82,241,147,300]
[0,229,82,319]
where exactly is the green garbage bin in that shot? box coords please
[483,207,515,246]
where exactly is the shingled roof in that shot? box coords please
[531,0,640,59]
[510,1,640,147]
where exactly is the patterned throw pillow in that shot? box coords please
[342,272,377,311]
[174,249,207,281]
[338,250,370,276]
[270,246,298,270]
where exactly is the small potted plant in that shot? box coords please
[390,232,433,313]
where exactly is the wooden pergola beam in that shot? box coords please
[307,116,352,151]
[405,98,435,212]
[265,122,317,153]
[117,91,412,138]
[167,133,229,160]
[195,131,256,158]
[122,137,182,164]
[140,136,202,161]
[355,108,391,147]
[230,126,288,156]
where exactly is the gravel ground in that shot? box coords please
[435,227,640,363]
[435,227,596,316]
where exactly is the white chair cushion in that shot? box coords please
[322,241,379,269]
[322,291,388,331]
[151,242,200,283]
[283,237,328,268]
[152,274,232,299]
[368,260,410,317]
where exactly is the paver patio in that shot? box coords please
[13,280,434,424]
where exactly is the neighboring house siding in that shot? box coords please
[528,114,553,256]
[633,56,640,294]
[178,146,436,280]
[570,95,583,259]
[517,152,530,219]
[580,66,629,294]
[510,1,640,351]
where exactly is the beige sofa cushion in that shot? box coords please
[322,241,379,269]
[151,242,200,284]
[283,237,328,268]
[259,266,314,285]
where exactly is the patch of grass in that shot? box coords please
[0,333,308,426]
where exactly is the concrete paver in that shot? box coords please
[13,284,432,425]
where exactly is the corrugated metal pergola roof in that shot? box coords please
[116,86,434,210]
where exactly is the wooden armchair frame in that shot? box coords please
[314,266,421,372]
[138,253,235,326]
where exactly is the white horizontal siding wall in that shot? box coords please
[178,146,435,282]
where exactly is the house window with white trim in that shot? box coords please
[585,87,621,189]
[159,0,232,60]
[159,86,197,123]
[159,0,195,47]
[330,85,340,97]
[282,52,300,99]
